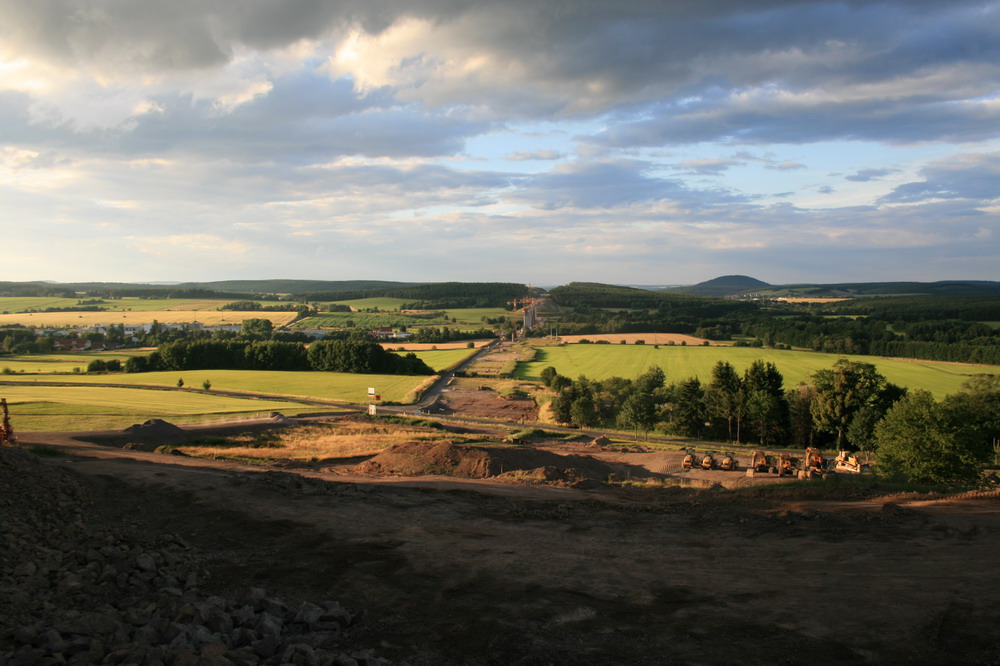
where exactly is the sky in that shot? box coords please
[1,0,999,287]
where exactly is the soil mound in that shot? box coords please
[354,441,621,481]
[267,412,297,425]
[122,418,186,439]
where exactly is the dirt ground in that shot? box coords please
[428,385,539,423]
[16,423,1000,665]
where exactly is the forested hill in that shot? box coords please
[761,280,1000,298]
[549,282,753,315]
[0,280,528,307]
[661,275,770,297]
[296,282,530,308]
[184,279,421,294]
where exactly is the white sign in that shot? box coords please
[367,387,376,397]
[368,404,377,416]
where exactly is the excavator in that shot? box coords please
[1,398,15,446]
[801,447,828,479]
[745,450,771,477]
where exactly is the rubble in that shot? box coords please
[0,446,390,666]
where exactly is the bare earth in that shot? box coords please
[15,422,1000,665]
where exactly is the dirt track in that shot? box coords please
[15,427,1000,665]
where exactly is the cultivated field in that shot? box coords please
[775,297,852,303]
[327,297,412,310]
[381,340,491,351]
[1,384,318,432]
[295,312,449,330]
[517,343,999,398]
[0,310,298,328]
[557,333,718,345]
[1,350,150,374]
[1,369,431,404]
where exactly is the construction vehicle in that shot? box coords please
[719,452,739,471]
[745,450,771,477]
[800,447,827,479]
[775,452,798,477]
[833,450,871,474]
[681,449,697,470]
[1,398,15,446]
[701,451,717,470]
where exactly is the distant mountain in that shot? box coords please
[662,275,771,297]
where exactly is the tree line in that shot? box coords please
[543,359,1000,484]
[106,339,434,376]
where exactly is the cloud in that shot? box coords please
[674,158,740,175]
[4,1,998,140]
[846,168,896,182]
[880,152,1000,203]
[504,149,564,161]
[511,159,749,210]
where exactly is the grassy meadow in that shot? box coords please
[516,343,999,399]
[2,368,432,402]
[1,350,150,374]
[2,384,319,432]
[0,347,474,431]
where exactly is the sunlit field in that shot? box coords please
[0,310,298,328]
[1,350,150,374]
[0,369,431,404]
[2,384,318,432]
[516,343,998,398]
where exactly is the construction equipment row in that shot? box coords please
[682,447,872,479]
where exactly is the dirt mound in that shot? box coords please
[122,418,186,439]
[267,412,297,425]
[354,441,621,482]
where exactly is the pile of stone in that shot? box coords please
[0,446,390,665]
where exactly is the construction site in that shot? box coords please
[3,395,1000,665]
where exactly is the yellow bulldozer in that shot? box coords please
[833,450,872,474]
[681,449,697,470]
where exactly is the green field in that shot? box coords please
[0,348,467,431]
[516,344,999,399]
[327,297,412,310]
[1,368,430,403]
[2,350,150,374]
[409,348,477,371]
[0,296,257,313]
[441,308,512,325]
[2,384,321,432]
[296,312,450,329]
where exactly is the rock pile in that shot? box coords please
[0,446,390,665]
